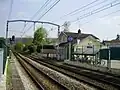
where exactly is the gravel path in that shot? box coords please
[0,75,6,90]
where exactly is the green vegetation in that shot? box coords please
[14,26,54,54]
[27,43,36,54]
[6,59,12,90]
[33,27,48,45]
[36,45,41,53]
[14,42,24,51]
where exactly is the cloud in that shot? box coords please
[97,16,120,25]
[0,7,6,11]
[0,0,7,2]
[17,12,26,17]
[20,0,41,3]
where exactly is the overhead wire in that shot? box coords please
[9,30,24,33]
[21,0,60,37]
[8,0,14,19]
[79,9,120,26]
[53,0,103,22]
[71,0,120,23]
[21,0,52,33]
[37,0,60,20]
[59,0,100,19]
[70,0,108,16]
[30,0,52,20]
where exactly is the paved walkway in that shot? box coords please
[0,75,6,90]
[9,53,25,90]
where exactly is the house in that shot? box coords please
[102,34,120,47]
[57,29,101,60]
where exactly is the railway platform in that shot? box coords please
[5,52,38,90]
[6,53,25,90]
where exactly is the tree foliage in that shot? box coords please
[33,27,47,45]
[27,43,36,54]
[36,45,41,53]
[14,42,23,51]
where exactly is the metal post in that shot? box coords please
[58,26,60,38]
[82,45,83,58]
[3,21,9,74]
[6,21,9,57]
[107,48,111,70]
[6,21,9,47]
[57,26,60,60]
[33,22,35,32]
[93,45,95,64]
[69,42,71,60]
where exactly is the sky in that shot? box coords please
[0,0,120,41]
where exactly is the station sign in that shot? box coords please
[67,36,73,42]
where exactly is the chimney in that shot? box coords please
[77,29,81,40]
[117,34,120,40]
[78,29,81,34]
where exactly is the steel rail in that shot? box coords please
[29,56,120,90]
[14,52,68,90]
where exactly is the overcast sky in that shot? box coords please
[0,0,120,40]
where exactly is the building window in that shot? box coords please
[77,39,80,44]
[76,48,81,52]
[87,41,93,48]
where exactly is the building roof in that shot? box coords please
[63,32,99,40]
[103,40,120,44]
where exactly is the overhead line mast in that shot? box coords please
[22,0,61,37]
[21,0,52,33]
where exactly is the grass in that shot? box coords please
[6,58,12,90]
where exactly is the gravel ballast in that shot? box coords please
[21,54,96,90]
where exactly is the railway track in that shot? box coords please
[13,52,68,90]
[28,55,120,90]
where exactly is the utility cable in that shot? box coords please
[80,9,120,26]
[53,0,101,22]
[37,0,60,20]
[70,0,108,16]
[21,0,60,37]
[8,0,14,19]
[59,0,100,19]
[71,0,120,23]
[21,0,52,32]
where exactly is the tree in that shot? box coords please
[27,43,36,54]
[14,42,23,51]
[23,46,27,52]
[33,27,47,45]
[36,45,41,53]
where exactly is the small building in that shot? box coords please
[57,29,101,60]
[102,34,120,47]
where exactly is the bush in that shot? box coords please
[28,44,36,54]
[14,42,23,51]
[23,46,28,52]
[36,45,41,53]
